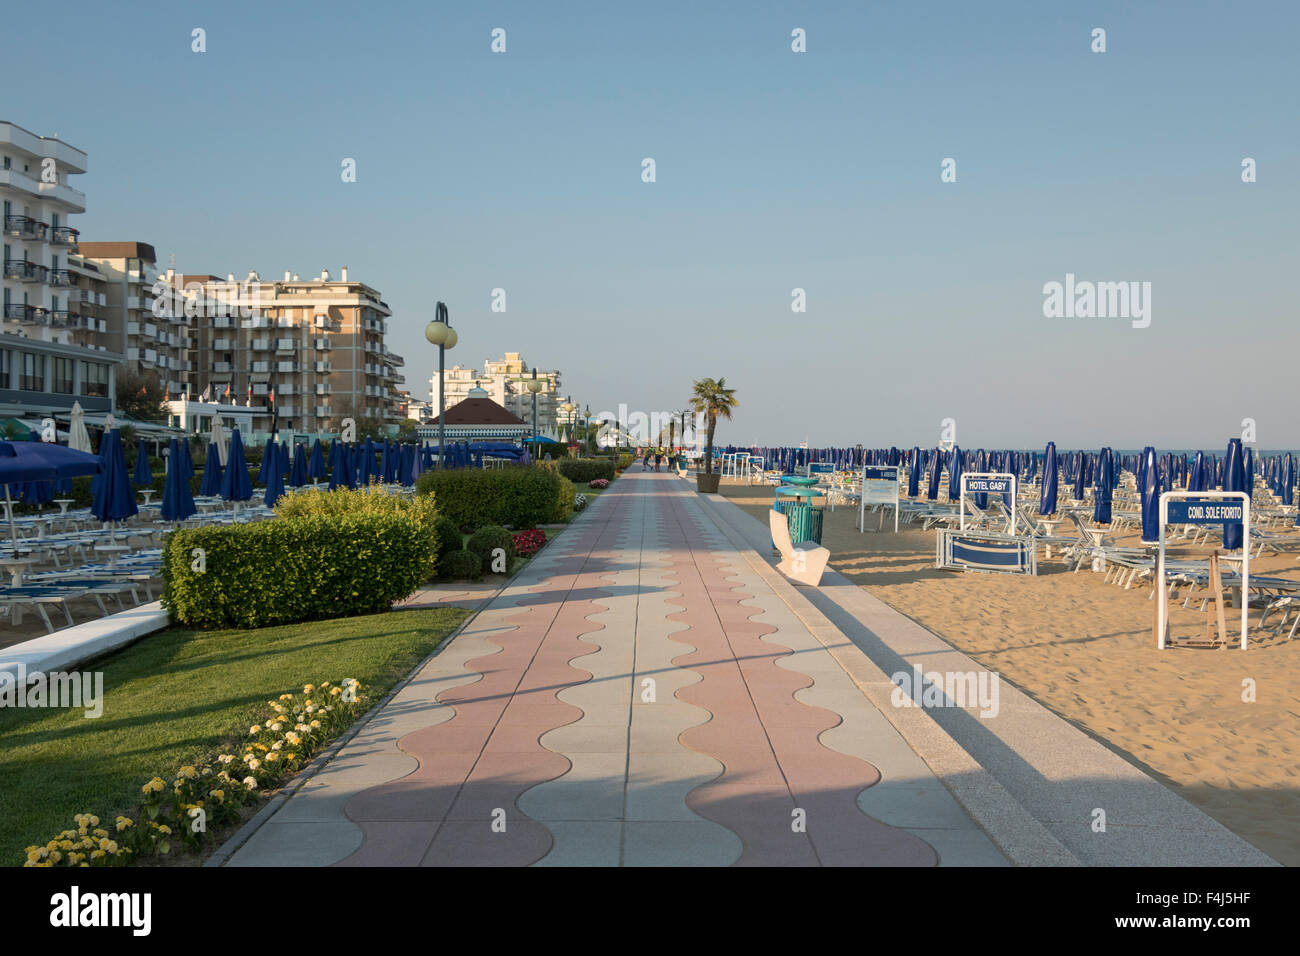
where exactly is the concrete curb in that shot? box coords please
[2,601,170,680]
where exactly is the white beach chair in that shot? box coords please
[769,509,830,586]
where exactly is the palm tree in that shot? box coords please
[672,409,690,452]
[689,378,738,476]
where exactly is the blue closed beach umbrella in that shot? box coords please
[92,430,139,522]
[219,428,253,502]
[133,438,153,485]
[973,450,988,508]
[290,442,308,487]
[199,442,224,496]
[1223,439,1246,550]
[907,446,921,497]
[926,448,941,500]
[264,442,286,507]
[1040,442,1058,515]
[1093,448,1114,524]
[161,438,198,522]
[947,446,963,502]
[308,439,326,483]
[256,442,274,486]
[1139,446,1161,543]
[1283,453,1295,507]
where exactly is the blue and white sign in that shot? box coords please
[959,472,1017,534]
[859,465,900,532]
[1157,491,1250,650]
[1166,498,1245,525]
[963,476,1014,495]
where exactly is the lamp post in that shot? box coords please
[526,368,544,458]
[583,404,591,455]
[559,398,576,454]
[424,301,457,468]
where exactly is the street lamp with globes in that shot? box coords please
[424,301,457,468]
[526,368,544,458]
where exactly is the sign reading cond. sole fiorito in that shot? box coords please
[1157,491,1250,650]
[859,465,900,532]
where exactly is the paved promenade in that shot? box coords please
[224,470,1005,866]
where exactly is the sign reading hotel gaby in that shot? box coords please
[859,465,900,532]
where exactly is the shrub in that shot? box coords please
[466,525,516,571]
[588,478,609,489]
[574,493,588,512]
[558,458,615,483]
[616,452,633,471]
[556,477,576,520]
[432,515,463,561]
[513,528,546,558]
[275,484,439,535]
[439,549,483,581]
[162,513,435,629]
[416,467,569,528]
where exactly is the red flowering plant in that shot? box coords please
[513,528,547,558]
[588,479,609,489]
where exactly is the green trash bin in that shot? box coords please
[773,486,825,547]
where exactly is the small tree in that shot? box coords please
[116,368,167,422]
[689,378,738,476]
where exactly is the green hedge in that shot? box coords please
[415,467,570,529]
[161,513,435,629]
[558,458,615,483]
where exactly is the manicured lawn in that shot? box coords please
[0,606,469,865]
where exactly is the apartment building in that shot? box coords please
[1,121,119,420]
[429,352,561,437]
[172,267,405,434]
[77,241,191,398]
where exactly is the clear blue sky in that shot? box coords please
[9,0,1298,449]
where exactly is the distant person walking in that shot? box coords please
[643,447,653,470]
[654,447,664,471]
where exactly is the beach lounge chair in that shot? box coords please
[769,509,830,586]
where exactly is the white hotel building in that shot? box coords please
[1,121,120,422]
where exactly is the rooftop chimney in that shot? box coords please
[284,271,291,281]
[321,269,329,281]
[292,273,299,281]
[227,273,235,282]
[340,266,348,282]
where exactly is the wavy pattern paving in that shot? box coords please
[663,491,938,866]
[525,475,738,866]
[339,510,618,866]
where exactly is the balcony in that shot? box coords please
[3,303,45,323]
[50,225,79,247]
[277,384,296,396]
[251,361,270,374]
[386,350,405,367]
[46,269,72,288]
[275,338,297,352]
[212,362,234,374]
[250,338,271,351]
[314,361,331,373]
[4,259,47,282]
[213,316,235,329]
[275,362,299,374]
[278,405,298,417]
[313,337,331,350]
[213,338,233,351]
[3,216,47,241]
[316,383,332,395]
[315,405,331,418]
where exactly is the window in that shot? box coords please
[19,352,44,391]
[0,349,9,386]
[81,361,108,398]
[52,357,74,394]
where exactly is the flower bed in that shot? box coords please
[588,478,609,489]
[23,679,368,867]
[513,528,546,558]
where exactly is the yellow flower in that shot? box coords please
[303,684,315,694]
[249,724,262,735]
[279,693,293,701]
[115,817,134,832]
[90,849,106,860]
[92,828,108,838]
[310,720,321,729]
[242,776,258,789]
[330,686,343,696]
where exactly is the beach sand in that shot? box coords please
[719,480,1300,865]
